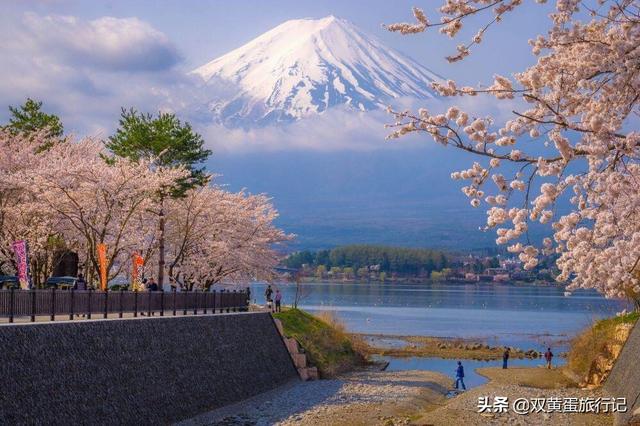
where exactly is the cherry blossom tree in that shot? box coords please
[0,129,187,284]
[0,130,65,285]
[386,2,640,300]
[30,139,187,283]
[1,129,289,290]
[163,186,292,290]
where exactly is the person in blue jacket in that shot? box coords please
[455,361,466,390]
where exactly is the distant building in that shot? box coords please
[500,258,520,271]
[493,274,510,282]
[512,271,535,281]
[465,273,478,281]
[485,268,508,276]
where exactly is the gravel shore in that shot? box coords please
[178,370,451,426]
[418,381,613,425]
[179,366,613,426]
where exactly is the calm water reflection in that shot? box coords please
[251,281,629,348]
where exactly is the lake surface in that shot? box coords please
[252,281,630,350]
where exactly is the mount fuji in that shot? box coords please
[191,16,442,127]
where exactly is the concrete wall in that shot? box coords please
[0,313,298,425]
[604,320,640,425]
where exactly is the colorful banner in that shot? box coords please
[97,243,107,291]
[12,240,30,289]
[132,253,144,291]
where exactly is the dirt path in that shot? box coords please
[178,370,451,426]
[417,367,613,425]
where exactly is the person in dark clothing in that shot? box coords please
[455,361,466,390]
[74,273,88,317]
[275,289,282,312]
[74,273,87,291]
[147,277,159,292]
[265,285,274,311]
[544,347,554,369]
[502,347,510,369]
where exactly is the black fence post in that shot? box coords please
[30,289,36,322]
[133,291,138,317]
[194,290,198,315]
[183,292,187,316]
[203,291,208,315]
[172,290,177,316]
[232,290,237,312]
[212,291,216,314]
[87,289,92,320]
[50,287,56,321]
[226,289,230,313]
[103,291,108,319]
[147,291,151,317]
[9,287,14,323]
[119,290,124,318]
[70,289,75,320]
[160,290,164,316]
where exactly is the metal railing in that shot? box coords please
[0,288,249,322]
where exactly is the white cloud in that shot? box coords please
[198,106,424,153]
[196,94,525,153]
[21,13,181,71]
[0,12,187,135]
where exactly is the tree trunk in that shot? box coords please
[158,199,165,289]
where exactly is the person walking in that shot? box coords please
[265,285,274,312]
[544,347,554,369]
[455,361,466,390]
[169,277,177,292]
[275,289,282,312]
[502,347,510,369]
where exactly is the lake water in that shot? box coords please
[252,281,630,350]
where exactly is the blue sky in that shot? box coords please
[3,1,549,74]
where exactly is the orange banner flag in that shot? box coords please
[97,243,107,291]
[132,253,144,290]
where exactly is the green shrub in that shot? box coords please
[273,309,367,377]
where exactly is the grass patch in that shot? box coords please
[567,311,639,381]
[273,309,368,377]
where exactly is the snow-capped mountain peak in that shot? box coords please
[191,16,442,127]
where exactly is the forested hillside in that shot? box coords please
[283,245,450,276]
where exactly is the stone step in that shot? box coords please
[297,366,319,381]
[292,353,307,369]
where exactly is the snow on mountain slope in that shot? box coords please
[191,16,442,127]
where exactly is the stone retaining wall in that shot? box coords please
[604,320,640,425]
[0,313,298,425]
